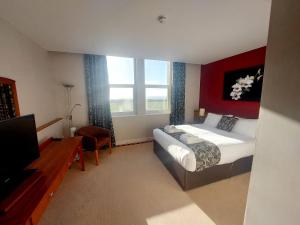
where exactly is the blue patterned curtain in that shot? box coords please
[170,62,186,125]
[84,54,116,146]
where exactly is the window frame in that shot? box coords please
[144,60,172,115]
[108,57,137,117]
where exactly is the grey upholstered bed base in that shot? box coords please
[153,140,253,190]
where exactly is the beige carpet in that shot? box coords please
[40,142,250,225]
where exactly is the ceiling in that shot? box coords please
[0,0,272,64]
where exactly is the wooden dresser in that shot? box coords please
[0,137,84,225]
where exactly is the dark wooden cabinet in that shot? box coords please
[0,77,20,121]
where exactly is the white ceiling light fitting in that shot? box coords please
[157,15,167,24]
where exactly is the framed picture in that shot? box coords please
[223,65,264,101]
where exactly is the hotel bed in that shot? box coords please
[153,114,256,190]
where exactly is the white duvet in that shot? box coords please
[153,124,255,172]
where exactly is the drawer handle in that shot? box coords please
[49,192,54,197]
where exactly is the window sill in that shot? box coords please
[144,112,170,116]
[111,113,136,118]
[111,112,170,118]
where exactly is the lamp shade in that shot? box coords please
[199,108,206,116]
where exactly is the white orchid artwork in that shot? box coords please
[229,68,263,100]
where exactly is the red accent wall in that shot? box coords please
[199,47,266,119]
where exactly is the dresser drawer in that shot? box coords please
[30,162,71,224]
[30,186,55,225]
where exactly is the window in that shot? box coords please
[107,56,135,115]
[144,59,171,113]
[106,57,171,116]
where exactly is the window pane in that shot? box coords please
[107,56,134,84]
[110,88,134,113]
[145,59,169,85]
[146,88,168,111]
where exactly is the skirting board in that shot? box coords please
[116,137,153,146]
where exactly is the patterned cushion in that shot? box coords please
[216,116,238,132]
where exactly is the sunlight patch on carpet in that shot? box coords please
[146,203,216,225]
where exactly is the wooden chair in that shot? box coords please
[75,126,112,165]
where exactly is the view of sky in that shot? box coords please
[144,59,169,85]
[110,88,133,100]
[107,56,169,100]
[107,56,134,85]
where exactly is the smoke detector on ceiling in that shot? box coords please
[157,15,167,24]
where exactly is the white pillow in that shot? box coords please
[232,118,258,138]
[204,113,222,127]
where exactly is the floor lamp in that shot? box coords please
[63,84,81,137]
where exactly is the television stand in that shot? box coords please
[0,169,43,213]
[0,136,84,225]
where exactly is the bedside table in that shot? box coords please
[194,110,207,123]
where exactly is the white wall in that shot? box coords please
[244,0,300,224]
[48,53,88,137]
[0,18,62,142]
[48,52,200,145]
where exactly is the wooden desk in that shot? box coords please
[0,137,84,225]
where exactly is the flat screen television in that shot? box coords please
[0,114,40,201]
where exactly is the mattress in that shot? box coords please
[153,124,255,172]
